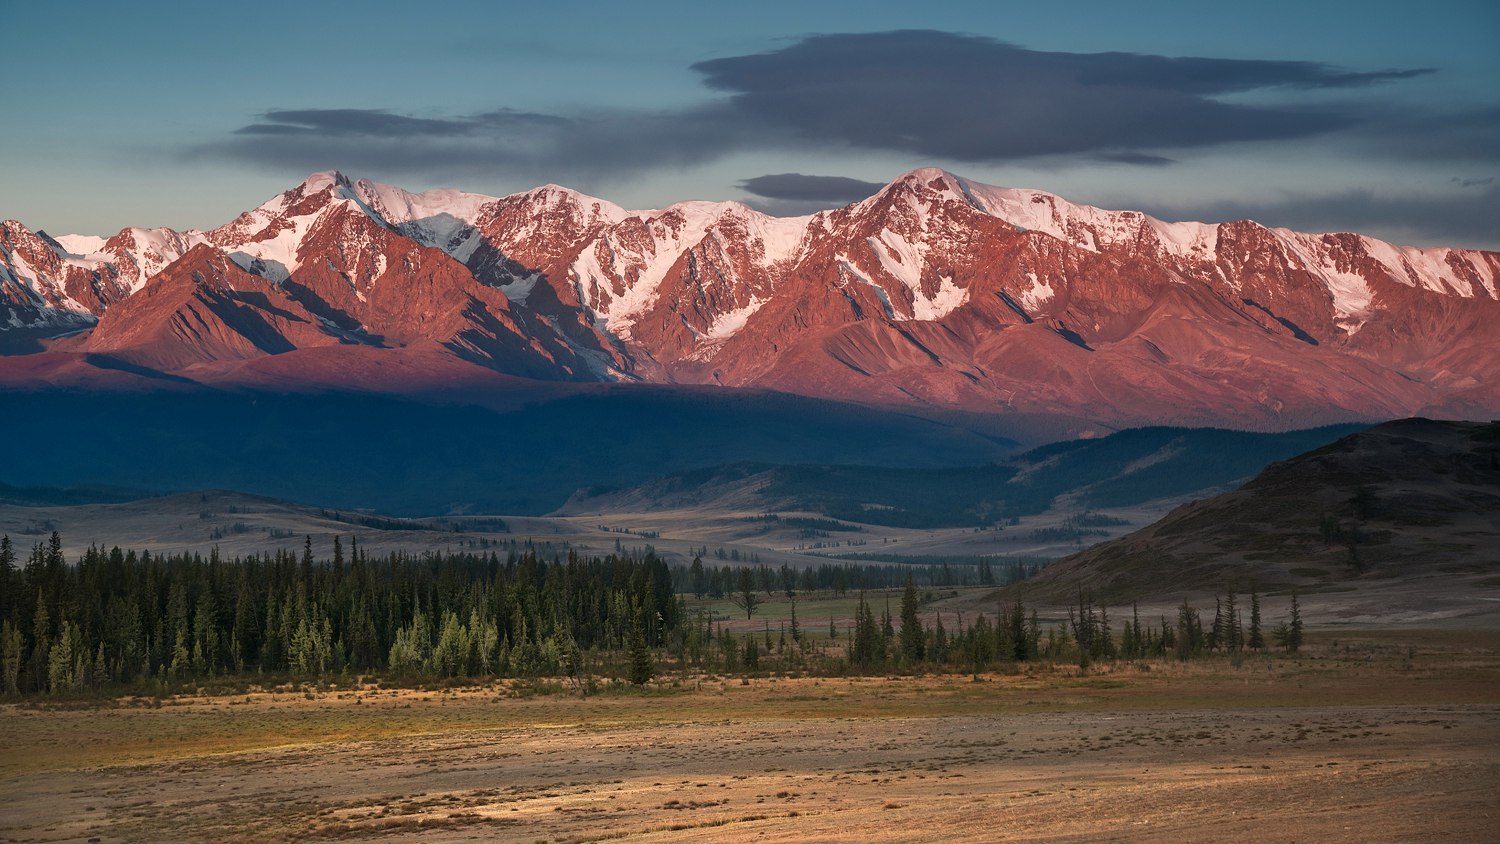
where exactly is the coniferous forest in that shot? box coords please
[0,532,678,695]
[0,532,1306,697]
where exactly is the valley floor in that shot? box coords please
[2,630,1497,842]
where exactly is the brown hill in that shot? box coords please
[1028,419,1500,602]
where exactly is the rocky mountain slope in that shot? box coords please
[4,169,1497,428]
[1027,419,1500,602]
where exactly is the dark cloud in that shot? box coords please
[691,30,1417,161]
[738,173,885,203]
[1144,185,1500,251]
[1094,152,1176,167]
[196,29,1445,185]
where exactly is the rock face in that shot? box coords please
[3,168,1497,428]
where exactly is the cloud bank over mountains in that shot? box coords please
[181,30,1500,244]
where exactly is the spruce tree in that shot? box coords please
[1012,595,1030,661]
[1248,590,1264,650]
[852,593,882,668]
[627,615,653,685]
[1287,592,1304,653]
[1225,592,1242,653]
[1208,596,1224,651]
[898,577,924,664]
[0,535,13,623]
[1175,600,1202,660]
[732,567,761,620]
[1,620,22,695]
[881,597,894,647]
[689,556,705,598]
[930,612,949,665]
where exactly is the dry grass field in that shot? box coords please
[2,629,1497,842]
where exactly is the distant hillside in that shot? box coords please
[560,424,1368,527]
[1027,419,1500,602]
[0,386,1016,516]
[0,480,158,507]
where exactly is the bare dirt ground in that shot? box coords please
[3,630,1496,843]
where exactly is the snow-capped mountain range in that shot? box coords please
[2,168,1496,428]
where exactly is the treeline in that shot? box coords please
[774,584,1302,677]
[0,532,1312,696]
[668,575,1311,678]
[814,555,1048,586]
[742,514,864,536]
[1031,587,1304,668]
[674,557,1045,597]
[669,580,1307,679]
[0,532,678,695]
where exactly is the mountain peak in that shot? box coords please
[897,166,963,185]
[5,168,1499,433]
[299,170,353,193]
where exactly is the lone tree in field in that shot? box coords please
[1248,590,1265,650]
[1288,592,1304,652]
[732,567,762,620]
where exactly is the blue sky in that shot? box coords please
[2,0,1496,247]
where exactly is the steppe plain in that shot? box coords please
[3,627,1496,842]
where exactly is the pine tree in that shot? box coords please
[852,593,883,668]
[898,577,924,664]
[433,610,469,677]
[1248,590,1264,650]
[28,594,51,693]
[732,567,761,620]
[881,598,895,648]
[689,556,705,598]
[1175,599,1202,660]
[627,615,653,685]
[193,586,221,674]
[1287,592,1304,653]
[169,627,192,680]
[1207,596,1225,651]
[0,535,14,624]
[930,612,949,666]
[47,620,78,692]
[1097,605,1115,659]
[1225,592,1242,653]
[1012,595,1031,661]
[0,620,22,695]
